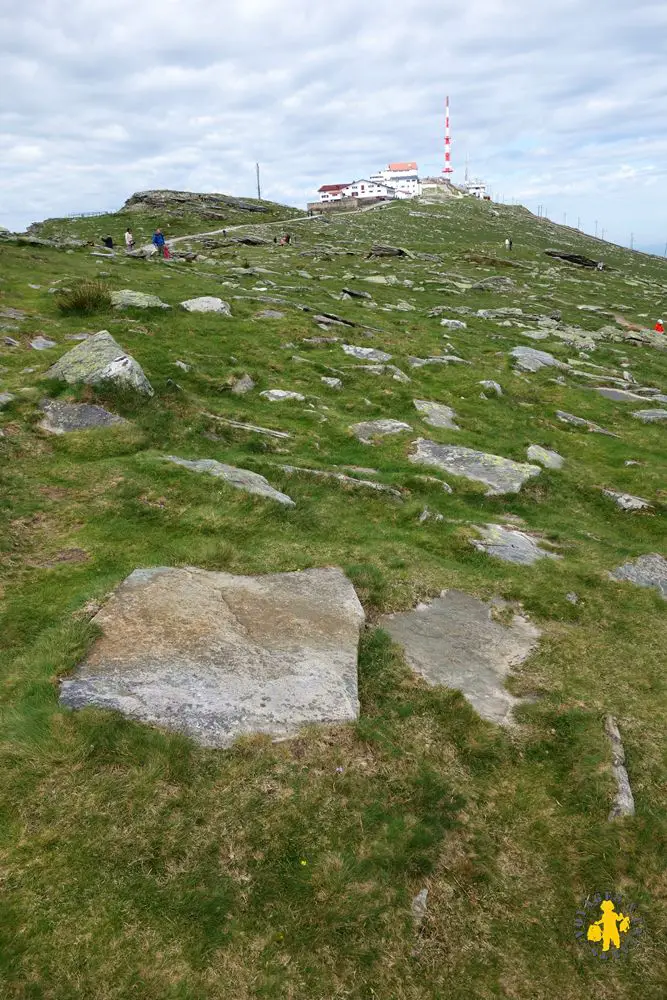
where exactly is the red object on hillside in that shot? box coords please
[318,183,350,193]
[655,320,664,333]
[387,162,418,172]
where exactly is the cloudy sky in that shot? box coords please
[1,0,666,252]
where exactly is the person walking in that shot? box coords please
[124,228,135,251]
[504,237,513,252]
[655,319,664,333]
[152,228,166,256]
[102,235,114,249]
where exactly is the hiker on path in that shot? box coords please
[125,228,135,251]
[504,237,512,251]
[152,228,166,256]
[655,319,664,333]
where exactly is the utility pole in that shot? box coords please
[594,220,598,238]
[256,162,261,201]
[630,232,634,250]
[601,228,606,241]
[577,216,581,230]
[663,241,667,257]
[563,212,567,225]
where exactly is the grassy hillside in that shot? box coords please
[1,194,666,999]
[23,189,304,245]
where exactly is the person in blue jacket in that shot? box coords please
[152,228,166,255]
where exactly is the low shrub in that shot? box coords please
[57,280,112,315]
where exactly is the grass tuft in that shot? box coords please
[56,279,112,315]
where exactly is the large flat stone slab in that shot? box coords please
[39,399,126,434]
[409,439,541,495]
[60,566,365,746]
[342,345,392,362]
[610,554,667,598]
[527,445,564,469]
[633,409,667,423]
[511,346,568,373]
[471,523,560,564]
[165,456,295,506]
[413,400,459,430]
[349,419,412,444]
[594,387,646,402]
[111,290,170,309]
[46,331,154,395]
[556,410,615,436]
[379,590,540,725]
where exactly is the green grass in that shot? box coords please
[56,279,112,315]
[1,194,666,999]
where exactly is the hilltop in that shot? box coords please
[0,193,665,999]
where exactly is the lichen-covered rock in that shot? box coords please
[260,389,305,402]
[342,344,392,363]
[610,554,667,598]
[111,289,170,309]
[180,296,231,315]
[39,399,126,434]
[46,331,154,395]
[471,523,560,564]
[165,456,295,506]
[632,409,667,423]
[413,399,459,430]
[410,439,541,495]
[349,418,412,444]
[526,445,564,469]
[511,346,568,373]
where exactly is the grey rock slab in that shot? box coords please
[408,355,468,368]
[180,296,231,315]
[342,344,392,363]
[278,465,402,498]
[111,289,170,309]
[174,360,191,372]
[0,391,16,408]
[46,331,154,396]
[321,376,342,389]
[203,412,290,439]
[30,336,57,350]
[0,307,26,321]
[410,439,541,495]
[632,409,667,423]
[594,387,646,402]
[471,523,560,565]
[165,456,295,506]
[479,380,503,396]
[379,589,540,725]
[3,336,20,347]
[556,410,616,435]
[511,346,568,373]
[349,419,412,444]
[260,389,305,402]
[413,399,459,430]
[60,565,364,747]
[440,318,467,330]
[526,445,564,469]
[604,715,636,820]
[231,374,255,395]
[39,399,126,434]
[602,490,652,512]
[255,309,285,319]
[610,553,667,598]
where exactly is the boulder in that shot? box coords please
[166,456,294,505]
[511,346,568,373]
[180,296,231,315]
[46,332,154,395]
[260,389,305,402]
[0,391,16,409]
[471,523,560,564]
[111,289,170,309]
[479,380,503,396]
[410,439,541,495]
[440,318,467,330]
[60,565,365,747]
[231,374,255,395]
[349,419,412,444]
[321,376,342,389]
[342,345,392,362]
[610,554,667,599]
[379,590,540,725]
[413,399,459,430]
[39,399,126,434]
[526,445,564,469]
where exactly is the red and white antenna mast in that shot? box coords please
[442,95,453,175]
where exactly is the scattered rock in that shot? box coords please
[260,389,305,402]
[203,413,290,439]
[0,391,16,408]
[413,399,459,430]
[526,445,564,469]
[0,307,26,321]
[566,592,579,604]
[255,310,285,320]
[180,296,232,315]
[379,590,540,725]
[412,889,429,931]
[471,276,515,292]
[46,331,154,396]
[349,419,412,444]
[604,715,635,820]
[632,409,667,423]
[594,387,647,403]
[30,336,57,351]
[341,288,371,299]
[471,523,560,565]
[174,360,190,372]
[610,554,667,599]
[342,345,392,363]
[278,465,402,498]
[60,565,365,747]
[39,399,126,434]
[440,318,467,330]
[556,410,616,436]
[321,376,342,389]
[231,374,255,395]
[3,336,20,347]
[111,290,170,309]
[414,474,453,494]
[479,380,503,396]
[418,507,444,523]
[165,456,295,506]
[602,490,652,512]
[410,439,541,495]
[511,346,568,373]
[408,355,468,368]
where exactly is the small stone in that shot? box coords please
[174,360,191,372]
[39,399,126,434]
[255,309,285,319]
[526,445,564,469]
[440,318,467,330]
[412,889,429,930]
[321,377,342,389]
[408,355,468,368]
[414,475,453,494]
[342,344,392,363]
[413,399,459,430]
[231,374,255,395]
[479,380,503,396]
[260,389,305,402]
[632,409,667,423]
[602,490,652,512]
[566,592,579,604]
[610,553,667,598]
[3,336,20,347]
[410,440,541,495]
[604,716,635,820]
[471,523,560,565]
[0,391,16,408]
[180,296,231,315]
[418,507,444,523]
[111,290,170,309]
[30,336,57,350]
[349,419,412,444]
[166,456,295,506]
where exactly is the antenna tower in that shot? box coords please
[442,96,453,175]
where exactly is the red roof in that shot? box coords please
[318,183,350,193]
[387,161,417,171]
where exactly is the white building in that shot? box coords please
[370,162,421,197]
[341,179,398,200]
[460,179,487,199]
[318,183,351,203]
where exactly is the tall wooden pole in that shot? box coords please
[256,163,261,201]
